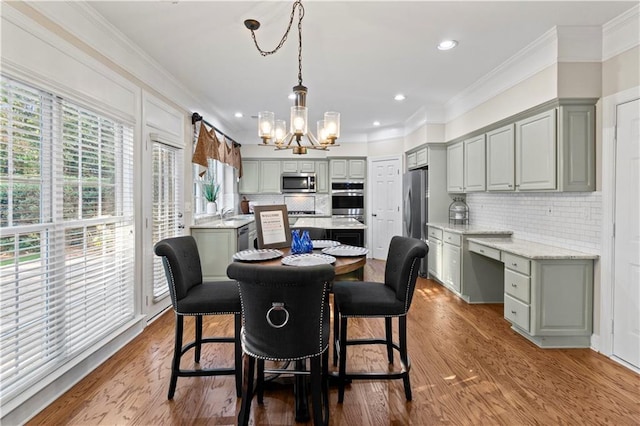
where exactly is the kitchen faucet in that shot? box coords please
[220,207,234,220]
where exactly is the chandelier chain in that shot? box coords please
[248,0,305,86]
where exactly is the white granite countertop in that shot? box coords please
[427,222,513,235]
[292,217,367,230]
[467,237,599,260]
[191,215,255,229]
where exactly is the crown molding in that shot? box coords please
[603,4,640,60]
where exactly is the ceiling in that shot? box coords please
[88,1,636,144]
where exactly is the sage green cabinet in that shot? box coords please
[191,228,236,281]
[516,109,557,191]
[427,227,443,280]
[330,158,366,180]
[464,135,486,192]
[407,146,428,170]
[238,160,259,193]
[446,142,464,192]
[238,159,281,194]
[316,160,329,193]
[282,160,315,173]
[486,124,515,191]
[442,231,461,293]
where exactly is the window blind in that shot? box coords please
[152,141,182,300]
[0,75,135,404]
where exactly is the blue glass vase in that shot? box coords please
[291,229,303,254]
[301,230,313,253]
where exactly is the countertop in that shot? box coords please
[191,215,367,230]
[467,237,599,260]
[291,217,367,230]
[427,222,513,235]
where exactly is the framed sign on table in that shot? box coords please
[253,204,291,249]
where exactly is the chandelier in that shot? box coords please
[244,0,340,155]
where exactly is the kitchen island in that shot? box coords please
[191,215,367,280]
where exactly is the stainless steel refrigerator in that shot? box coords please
[403,169,428,276]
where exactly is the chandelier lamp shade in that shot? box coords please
[245,0,340,154]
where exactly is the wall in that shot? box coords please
[602,45,640,97]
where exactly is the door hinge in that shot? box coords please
[146,296,149,307]
[612,223,615,238]
[611,319,614,334]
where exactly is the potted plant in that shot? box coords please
[201,177,220,214]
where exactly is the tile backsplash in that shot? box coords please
[241,194,330,215]
[466,192,601,254]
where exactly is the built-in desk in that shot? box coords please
[467,237,598,348]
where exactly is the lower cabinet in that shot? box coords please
[191,228,237,281]
[329,229,364,247]
[502,253,593,348]
[427,236,442,280]
[442,236,461,293]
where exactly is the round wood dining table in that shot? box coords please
[252,247,366,278]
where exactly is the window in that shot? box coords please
[192,124,225,215]
[0,75,135,404]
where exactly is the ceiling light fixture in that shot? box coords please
[394,94,406,101]
[437,40,458,51]
[244,0,339,155]
[373,121,381,126]
[234,112,243,118]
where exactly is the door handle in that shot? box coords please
[372,213,377,217]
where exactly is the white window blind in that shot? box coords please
[0,75,135,405]
[152,141,182,300]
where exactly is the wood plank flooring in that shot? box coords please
[29,260,639,425]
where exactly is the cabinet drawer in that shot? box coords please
[504,268,531,303]
[443,231,461,246]
[502,252,530,275]
[504,294,530,331]
[428,227,443,240]
[468,241,501,261]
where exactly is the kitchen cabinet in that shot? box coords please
[238,160,259,193]
[407,146,428,170]
[469,239,595,348]
[316,160,329,193]
[282,160,315,173]
[486,124,515,190]
[191,228,236,281]
[463,135,486,192]
[427,227,443,280]
[427,224,511,303]
[260,160,281,193]
[442,231,461,293]
[329,228,364,247]
[330,158,366,180]
[446,142,464,192]
[485,101,595,192]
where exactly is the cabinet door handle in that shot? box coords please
[479,249,485,253]
[512,262,518,267]
[511,310,517,315]
[511,283,517,287]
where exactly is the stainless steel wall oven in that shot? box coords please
[331,181,364,221]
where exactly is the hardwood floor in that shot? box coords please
[29,260,639,425]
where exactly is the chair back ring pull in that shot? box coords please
[266,302,289,328]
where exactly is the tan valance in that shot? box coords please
[192,120,242,178]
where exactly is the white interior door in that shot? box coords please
[370,157,401,259]
[613,98,640,368]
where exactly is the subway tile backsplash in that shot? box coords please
[466,192,601,254]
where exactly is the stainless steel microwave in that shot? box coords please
[281,173,316,193]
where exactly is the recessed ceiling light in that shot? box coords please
[234,112,243,118]
[394,94,406,101]
[373,121,381,126]
[437,40,458,51]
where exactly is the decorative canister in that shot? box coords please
[240,196,250,214]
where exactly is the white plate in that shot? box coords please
[311,240,341,249]
[232,249,283,262]
[321,245,369,257]
[281,253,336,267]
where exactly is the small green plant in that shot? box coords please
[201,177,220,203]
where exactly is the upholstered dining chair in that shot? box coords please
[227,262,335,426]
[154,235,242,399]
[331,235,428,402]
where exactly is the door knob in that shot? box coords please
[372,213,377,217]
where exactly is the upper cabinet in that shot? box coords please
[448,99,596,193]
[330,158,366,180]
[238,159,281,194]
[282,160,315,173]
[446,142,464,193]
[238,160,260,194]
[463,135,486,192]
[486,124,516,191]
[316,160,329,193]
[407,146,428,170]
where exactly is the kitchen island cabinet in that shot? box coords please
[427,223,512,303]
[468,237,597,348]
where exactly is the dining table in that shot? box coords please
[231,243,367,422]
